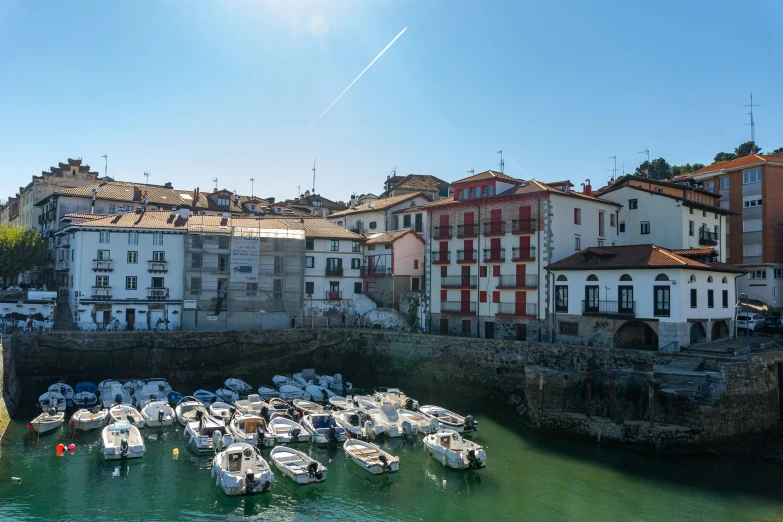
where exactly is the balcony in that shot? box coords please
[326,290,344,300]
[433,225,453,238]
[350,227,364,235]
[512,246,536,261]
[699,229,718,246]
[147,287,170,300]
[496,302,538,318]
[497,275,538,288]
[360,265,387,277]
[325,267,344,277]
[431,251,451,264]
[441,301,477,315]
[582,300,636,317]
[457,223,478,237]
[441,276,477,288]
[91,287,112,300]
[483,221,506,236]
[148,260,168,273]
[56,259,70,271]
[456,249,477,263]
[92,260,113,272]
[483,248,506,263]
[512,219,536,234]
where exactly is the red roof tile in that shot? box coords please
[453,170,521,184]
[684,154,783,177]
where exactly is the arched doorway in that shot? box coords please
[614,321,658,350]
[710,320,729,341]
[690,322,707,344]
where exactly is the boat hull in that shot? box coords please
[32,419,63,434]
[72,416,107,431]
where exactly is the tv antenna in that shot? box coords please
[143,171,150,185]
[638,149,650,178]
[467,169,475,176]
[608,156,617,182]
[312,159,316,194]
[250,178,255,198]
[744,93,760,145]
[213,177,218,190]
[497,149,504,173]
[102,155,108,178]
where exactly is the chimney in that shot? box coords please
[164,182,173,189]
[367,197,372,208]
[118,209,124,216]
[583,179,592,197]
[179,206,190,221]
[222,211,230,220]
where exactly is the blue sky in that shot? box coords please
[1,0,782,204]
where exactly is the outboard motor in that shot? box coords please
[467,449,481,469]
[260,406,269,419]
[349,413,360,427]
[431,418,440,432]
[150,394,157,402]
[464,415,478,432]
[405,397,415,411]
[329,425,338,443]
[115,394,123,405]
[321,389,329,402]
[158,409,164,423]
[290,428,301,441]
[261,480,271,492]
[195,409,204,421]
[246,471,255,484]
[379,454,391,472]
[401,420,412,439]
[49,408,57,416]
[307,462,319,477]
[363,420,374,440]
[120,438,129,457]
[158,384,165,392]
[212,429,223,450]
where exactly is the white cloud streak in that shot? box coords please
[308,26,407,130]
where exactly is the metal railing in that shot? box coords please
[326,290,343,300]
[325,267,344,277]
[457,223,477,237]
[496,275,538,288]
[441,276,477,288]
[699,229,718,245]
[90,287,112,300]
[512,218,536,233]
[441,301,477,313]
[92,260,113,272]
[147,288,169,300]
[148,260,168,273]
[659,341,680,353]
[456,250,477,262]
[359,265,387,276]
[496,302,538,317]
[483,221,506,235]
[512,247,536,260]
[431,251,451,263]
[483,248,505,262]
[582,300,636,316]
[433,225,453,238]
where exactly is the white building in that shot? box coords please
[361,229,425,308]
[329,192,431,236]
[546,245,743,350]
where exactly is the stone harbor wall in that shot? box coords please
[0,335,13,440]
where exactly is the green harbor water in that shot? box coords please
[1,391,783,521]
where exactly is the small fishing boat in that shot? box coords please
[215,388,239,405]
[266,417,310,445]
[334,409,383,439]
[398,409,438,434]
[419,405,478,433]
[279,385,310,401]
[48,382,75,406]
[293,399,324,415]
[265,398,295,421]
[374,388,419,411]
[123,379,145,396]
[272,375,299,389]
[328,396,349,410]
[184,411,229,453]
[168,391,183,405]
[423,429,487,470]
[38,391,66,412]
[134,384,167,409]
[209,402,233,425]
[141,400,176,427]
[101,421,145,460]
[293,369,317,388]
[109,404,145,428]
[97,379,121,397]
[101,385,132,408]
[305,384,335,403]
[75,381,98,394]
[224,378,252,397]
[351,395,378,410]
[257,386,279,401]
[193,389,217,404]
[234,394,266,416]
[228,413,267,447]
[73,391,99,409]
[317,373,347,393]
[71,408,109,431]
[301,413,347,444]
[343,439,400,475]
[175,396,208,427]
[143,378,172,396]
[211,443,274,496]
[370,403,416,438]
[30,409,65,434]
[270,446,328,484]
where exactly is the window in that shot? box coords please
[151,276,164,289]
[618,286,633,313]
[128,231,138,245]
[470,187,476,198]
[575,237,581,250]
[610,214,615,227]
[403,215,411,228]
[585,286,599,311]
[306,239,314,251]
[629,199,638,209]
[689,274,696,283]
[273,280,283,299]
[124,205,133,212]
[97,249,110,261]
[190,277,201,295]
[619,222,626,233]
[640,222,650,234]
[218,235,230,249]
[479,291,487,303]
[414,259,419,269]
[722,289,729,308]
[482,186,489,197]
[749,269,767,279]
[153,232,163,246]
[492,291,500,303]
[313,200,322,207]
[305,282,314,295]
[369,222,377,230]
[707,289,714,308]
[457,189,464,200]
[480,266,488,277]
[217,197,230,207]
[95,276,109,287]
[351,258,361,269]
[385,244,391,250]
[330,240,339,251]
[492,265,500,277]
[440,266,447,277]
[559,322,578,335]
[126,276,137,290]
[654,286,670,317]
[722,277,728,283]
[273,257,282,274]
[556,275,567,281]
[191,253,202,269]
[488,185,495,196]
[127,251,138,264]
[555,285,568,312]
[99,231,110,244]
[743,219,762,233]
[414,213,423,232]
[689,221,694,236]
[690,288,697,308]
[306,256,314,268]
[707,182,714,192]
[689,208,693,214]
[440,289,447,301]
[462,320,471,335]
[352,241,360,253]
[587,274,598,281]
[707,276,713,283]
[775,269,783,279]
[743,244,762,257]
[411,277,420,291]
[574,208,581,225]
[352,281,362,294]
[597,240,604,247]
[720,177,729,189]
[743,169,761,184]
[743,196,762,208]
[152,251,165,261]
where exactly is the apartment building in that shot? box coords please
[361,229,425,308]
[381,174,450,200]
[285,191,347,218]
[329,192,431,235]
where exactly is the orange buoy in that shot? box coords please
[56,443,65,451]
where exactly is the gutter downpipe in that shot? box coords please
[426,210,433,334]
[548,268,556,344]
[537,197,543,343]
[475,204,482,339]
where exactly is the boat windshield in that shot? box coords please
[227,452,242,472]
[311,415,330,429]
[113,421,131,431]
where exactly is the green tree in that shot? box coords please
[734,141,761,157]
[635,158,671,179]
[0,226,48,285]
[713,151,736,163]
[772,147,783,154]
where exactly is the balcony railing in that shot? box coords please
[456,250,477,263]
[483,221,506,236]
[512,246,536,261]
[433,225,453,238]
[582,300,636,317]
[496,302,538,317]
[360,265,387,277]
[56,259,70,271]
[326,290,343,300]
[483,248,506,262]
[699,229,718,245]
[431,251,451,263]
[441,276,477,288]
[441,301,477,314]
[512,218,536,233]
[497,275,538,288]
[91,286,112,300]
[148,260,168,273]
[92,260,113,272]
[147,287,170,300]
[325,267,344,277]
[457,224,478,237]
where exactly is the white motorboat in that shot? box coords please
[38,391,66,412]
[270,446,327,484]
[101,385,132,408]
[398,409,438,434]
[317,373,347,393]
[175,396,208,427]
[75,381,98,394]
[209,402,233,425]
[98,379,121,393]
[293,399,324,415]
[293,369,317,388]
[228,413,267,447]
[134,384,167,409]
[257,386,279,401]
[184,412,229,453]
[71,408,109,431]
[304,384,335,403]
[328,396,349,410]
[424,429,487,470]
[351,395,378,410]
[141,400,176,427]
[272,375,300,389]
[215,388,239,405]
[235,394,266,415]
[30,409,64,434]
[73,391,99,409]
[48,382,75,406]
[301,413,347,444]
[334,409,383,439]
[123,379,145,396]
[211,443,274,496]
[374,388,419,411]
[370,403,417,438]
[101,421,145,460]
[143,378,172,396]
[109,404,145,428]
[224,378,252,397]
[265,398,295,421]
[343,439,400,475]
[278,385,310,401]
[266,417,309,445]
[419,405,478,433]
[193,389,217,404]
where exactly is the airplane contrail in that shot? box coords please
[308,26,408,130]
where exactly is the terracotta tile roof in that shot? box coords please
[393,174,450,191]
[597,174,716,197]
[683,154,783,177]
[61,213,110,221]
[453,170,520,184]
[329,192,431,217]
[60,210,189,230]
[365,229,424,245]
[597,183,735,215]
[669,248,718,256]
[286,194,347,211]
[546,244,744,273]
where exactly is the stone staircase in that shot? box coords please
[53,296,77,331]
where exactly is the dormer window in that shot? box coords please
[314,200,322,207]
[217,198,230,207]
[249,204,256,211]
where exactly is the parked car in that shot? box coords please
[736,313,764,332]
[762,317,783,334]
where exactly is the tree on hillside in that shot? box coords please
[735,141,761,157]
[634,157,672,180]
[0,226,48,286]
[713,151,736,163]
[773,147,783,154]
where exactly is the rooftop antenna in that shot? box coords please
[250,178,255,198]
[497,150,504,173]
[608,156,617,182]
[391,166,397,177]
[467,169,475,176]
[638,149,650,178]
[744,93,760,146]
[143,171,150,185]
[213,177,218,190]
[312,159,316,194]
[297,185,301,197]
[102,155,107,178]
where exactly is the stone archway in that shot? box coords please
[711,320,729,341]
[690,322,707,344]
[613,321,659,350]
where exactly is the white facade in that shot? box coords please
[304,237,364,318]
[329,195,431,235]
